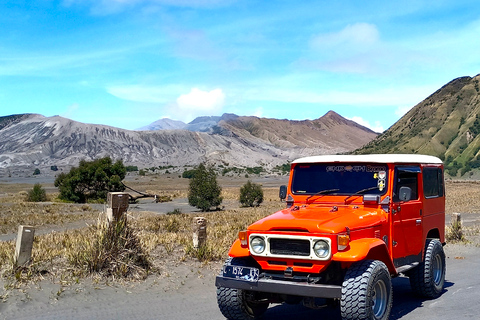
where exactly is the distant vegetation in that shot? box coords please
[125,165,138,172]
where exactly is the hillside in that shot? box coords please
[0,111,376,175]
[356,74,480,176]
[219,111,376,150]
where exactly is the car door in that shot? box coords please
[391,166,423,266]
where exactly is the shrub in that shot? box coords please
[68,219,150,278]
[446,214,465,242]
[239,180,263,207]
[188,163,223,211]
[182,169,197,179]
[26,183,47,202]
[33,168,40,175]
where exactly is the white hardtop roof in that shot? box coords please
[293,154,443,165]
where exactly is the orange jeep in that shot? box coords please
[216,154,446,320]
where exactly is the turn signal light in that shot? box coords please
[338,234,350,251]
[238,231,248,246]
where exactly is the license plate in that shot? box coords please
[223,265,259,282]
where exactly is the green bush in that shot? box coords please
[239,180,263,207]
[182,169,197,179]
[54,156,126,203]
[33,168,40,175]
[27,183,47,202]
[188,163,223,211]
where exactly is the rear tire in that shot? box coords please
[408,239,446,298]
[217,287,269,320]
[341,260,392,320]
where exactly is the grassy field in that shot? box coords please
[0,175,479,294]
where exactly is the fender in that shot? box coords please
[228,239,250,258]
[333,238,396,274]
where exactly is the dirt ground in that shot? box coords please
[0,176,479,319]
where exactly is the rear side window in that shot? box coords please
[423,167,444,198]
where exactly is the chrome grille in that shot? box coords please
[269,238,310,256]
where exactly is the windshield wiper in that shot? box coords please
[306,188,340,202]
[343,186,379,203]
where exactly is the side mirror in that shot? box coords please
[279,185,287,200]
[399,186,412,202]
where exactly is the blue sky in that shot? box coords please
[1,0,480,132]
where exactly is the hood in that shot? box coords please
[248,204,387,234]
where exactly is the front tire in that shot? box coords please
[408,239,446,298]
[217,287,269,320]
[341,260,392,320]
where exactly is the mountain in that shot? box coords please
[140,113,240,132]
[355,74,480,176]
[185,113,239,132]
[137,118,186,131]
[0,111,376,174]
[219,111,376,150]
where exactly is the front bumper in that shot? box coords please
[215,275,342,299]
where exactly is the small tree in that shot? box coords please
[33,168,40,175]
[27,183,47,202]
[188,163,223,211]
[54,157,126,203]
[239,180,263,207]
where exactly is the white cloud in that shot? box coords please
[61,103,80,119]
[253,107,263,118]
[310,23,380,50]
[63,0,235,14]
[243,83,436,108]
[106,84,186,103]
[348,116,384,133]
[170,88,225,122]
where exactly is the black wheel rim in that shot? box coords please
[433,253,443,286]
[372,279,388,319]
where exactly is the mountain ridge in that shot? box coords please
[0,111,377,173]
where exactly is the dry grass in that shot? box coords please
[0,201,99,235]
[0,185,283,290]
[1,177,479,291]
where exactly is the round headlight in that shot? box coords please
[313,240,329,258]
[250,237,266,254]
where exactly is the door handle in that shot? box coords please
[416,219,422,225]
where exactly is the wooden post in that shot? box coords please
[106,192,129,222]
[451,212,463,239]
[193,217,207,249]
[15,225,35,266]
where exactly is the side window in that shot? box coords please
[423,167,444,198]
[394,167,419,202]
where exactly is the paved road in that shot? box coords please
[1,243,478,320]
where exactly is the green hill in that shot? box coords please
[355,74,480,177]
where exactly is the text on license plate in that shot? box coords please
[223,265,259,282]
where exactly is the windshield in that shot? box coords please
[291,163,388,196]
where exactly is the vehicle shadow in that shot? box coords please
[389,276,454,320]
[260,276,454,320]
